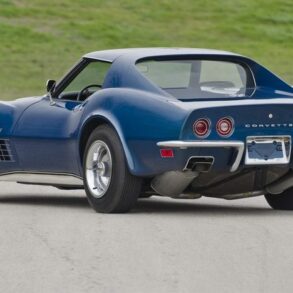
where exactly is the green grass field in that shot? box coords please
[0,0,292,100]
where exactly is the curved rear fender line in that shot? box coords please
[78,112,135,174]
[78,89,188,176]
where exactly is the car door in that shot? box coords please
[12,59,112,176]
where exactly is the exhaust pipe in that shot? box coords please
[266,172,293,195]
[151,170,198,197]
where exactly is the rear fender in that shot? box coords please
[79,111,135,173]
[79,89,187,176]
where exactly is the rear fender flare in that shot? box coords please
[79,112,135,174]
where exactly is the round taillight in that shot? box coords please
[193,118,210,137]
[216,117,234,137]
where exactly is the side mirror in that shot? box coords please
[46,79,56,93]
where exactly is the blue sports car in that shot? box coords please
[1,48,293,213]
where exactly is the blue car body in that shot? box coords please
[1,48,293,200]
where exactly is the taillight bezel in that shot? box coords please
[216,117,234,137]
[193,118,211,138]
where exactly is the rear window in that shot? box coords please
[136,59,255,100]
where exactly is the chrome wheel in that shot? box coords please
[83,125,142,213]
[85,140,112,198]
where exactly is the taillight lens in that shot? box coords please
[216,117,234,137]
[193,118,210,137]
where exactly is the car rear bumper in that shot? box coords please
[157,140,245,172]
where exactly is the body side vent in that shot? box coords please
[0,139,14,162]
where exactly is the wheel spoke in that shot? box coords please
[103,162,111,178]
[94,172,105,193]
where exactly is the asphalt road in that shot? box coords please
[0,182,293,293]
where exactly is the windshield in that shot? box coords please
[136,59,255,100]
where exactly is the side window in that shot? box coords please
[59,61,111,100]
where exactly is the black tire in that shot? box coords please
[265,189,293,210]
[83,125,142,213]
[139,194,153,198]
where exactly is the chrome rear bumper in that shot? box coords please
[157,140,244,172]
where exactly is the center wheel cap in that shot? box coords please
[96,162,105,175]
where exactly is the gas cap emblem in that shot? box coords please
[269,113,273,119]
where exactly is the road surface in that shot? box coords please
[0,182,292,293]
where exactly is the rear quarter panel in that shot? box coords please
[80,88,189,176]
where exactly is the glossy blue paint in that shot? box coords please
[0,48,292,182]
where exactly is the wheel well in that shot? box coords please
[79,117,110,163]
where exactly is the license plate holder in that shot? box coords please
[245,136,291,165]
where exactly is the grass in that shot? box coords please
[0,0,292,100]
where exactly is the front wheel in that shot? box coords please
[265,188,293,210]
[83,125,142,213]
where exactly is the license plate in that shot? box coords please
[245,136,291,165]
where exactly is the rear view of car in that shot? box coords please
[134,53,293,210]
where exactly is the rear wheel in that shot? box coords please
[83,125,142,213]
[265,188,293,210]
